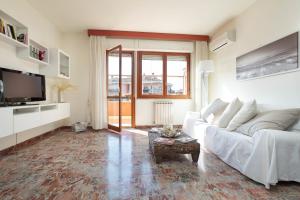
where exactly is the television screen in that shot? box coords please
[0,68,46,103]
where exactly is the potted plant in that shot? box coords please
[52,81,76,103]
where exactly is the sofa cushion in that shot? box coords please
[288,115,300,132]
[201,98,228,122]
[226,100,257,131]
[237,109,300,137]
[216,98,243,128]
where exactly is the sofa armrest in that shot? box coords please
[183,111,201,134]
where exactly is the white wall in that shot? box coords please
[136,99,193,125]
[209,0,300,108]
[61,32,90,124]
[0,0,64,150]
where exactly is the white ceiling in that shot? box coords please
[27,0,256,35]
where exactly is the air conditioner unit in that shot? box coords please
[209,30,236,52]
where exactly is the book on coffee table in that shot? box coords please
[153,137,175,145]
[149,127,162,133]
[175,137,197,143]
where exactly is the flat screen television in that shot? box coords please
[0,68,46,105]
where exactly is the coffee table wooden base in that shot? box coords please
[148,131,200,164]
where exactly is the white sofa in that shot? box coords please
[183,108,300,189]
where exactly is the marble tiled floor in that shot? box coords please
[0,129,300,200]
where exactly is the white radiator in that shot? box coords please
[154,101,173,125]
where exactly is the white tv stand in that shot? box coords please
[0,103,70,138]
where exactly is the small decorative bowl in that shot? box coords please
[161,129,181,138]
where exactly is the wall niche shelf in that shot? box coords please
[40,48,70,79]
[17,39,49,66]
[1,9,71,79]
[0,10,28,48]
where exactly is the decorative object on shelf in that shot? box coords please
[60,72,66,77]
[30,46,33,57]
[52,81,76,103]
[236,32,299,80]
[39,50,45,61]
[6,24,16,39]
[16,33,25,43]
[34,47,39,59]
[30,46,41,60]
[5,24,10,37]
[0,18,5,34]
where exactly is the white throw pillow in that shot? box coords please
[288,114,300,132]
[211,107,227,125]
[226,100,257,131]
[216,98,243,128]
[201,98,228,122]
[237,109,300,137]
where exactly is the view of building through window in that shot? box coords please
[167,56,188,95]
[141,55,163,95]
[108,53,132,96]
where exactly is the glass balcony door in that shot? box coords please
[120,52,134,127]
[107,45,122,132]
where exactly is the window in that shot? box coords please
[140,54,163,95]
[137,52,190,99]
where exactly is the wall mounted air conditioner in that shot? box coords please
[209,30,236,52]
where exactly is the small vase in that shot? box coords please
[57,91,64,103]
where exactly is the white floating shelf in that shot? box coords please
[0,9,71,79]
[27,55,49,66]
[40,48,70,79]
[0,32,28,48]
[0,9,28,48]
[17,39,49,66]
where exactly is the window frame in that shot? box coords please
[137,51,191,99]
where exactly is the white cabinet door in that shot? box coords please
[14,112,40,133]
[0,108,13,138]
[40,109,59,126]
[58,103,70,119]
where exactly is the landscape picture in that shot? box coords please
[236,32,298,80]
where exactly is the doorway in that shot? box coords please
[107,46,135,132]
